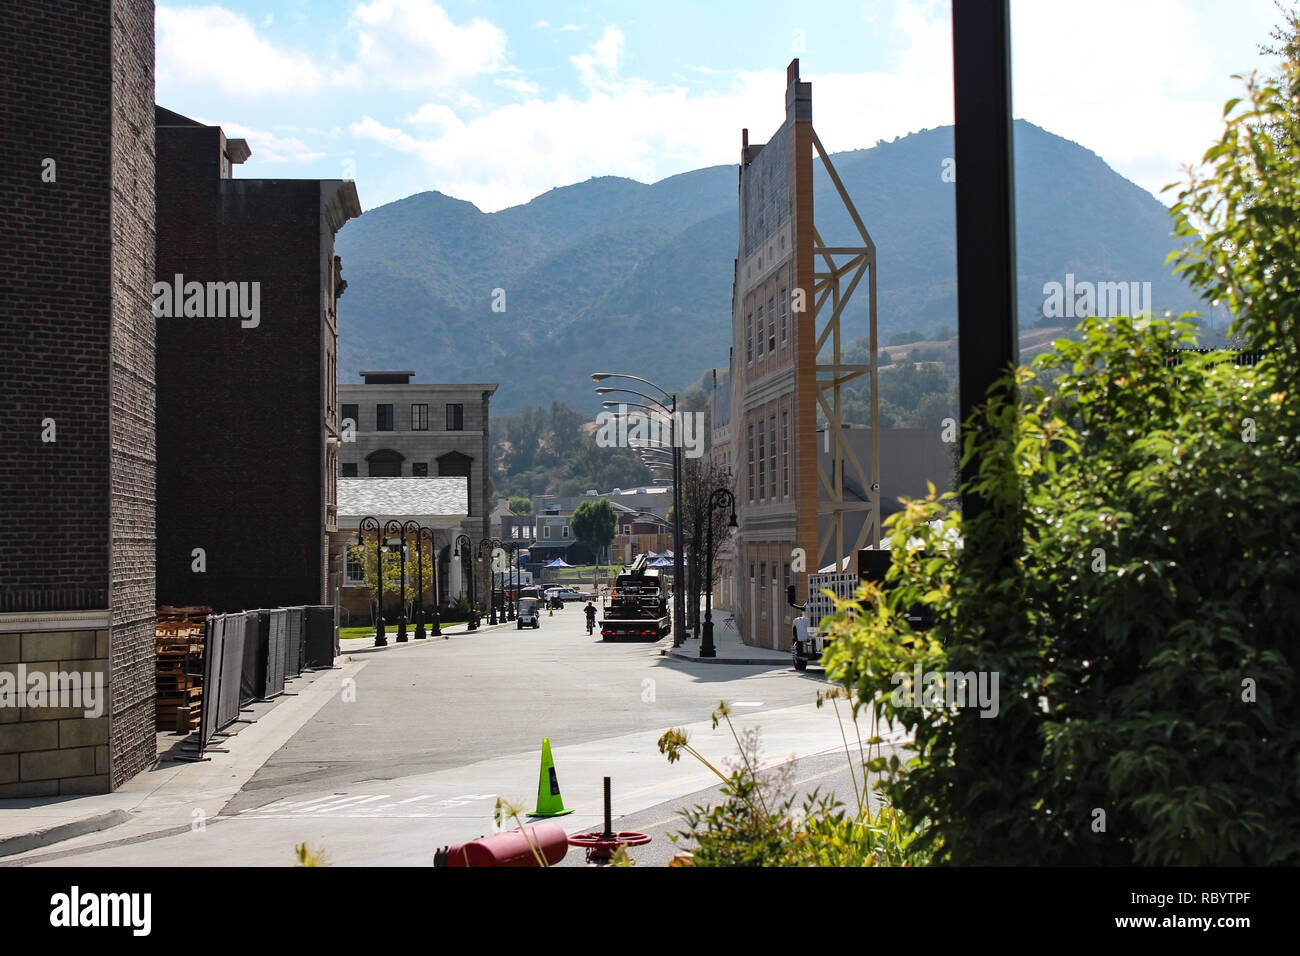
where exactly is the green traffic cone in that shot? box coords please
[527,737,573,817]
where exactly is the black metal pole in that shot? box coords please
[385,519,408,642]
[952,0,1019,527]
[671,395,686,647]
[426,529,442,637]
[406,520,425,639]
[455,533,476,631]
[360,516,386,647]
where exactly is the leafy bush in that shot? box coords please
[658,699,933,866]
[820,66,1300,865]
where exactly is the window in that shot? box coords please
[782,410,789,497]
[746,313,753,363]
[376,404,394,431]
[760,563,767,613]
[562,525,569,538]
[758,420,765,499]
[446,403,464,430]
[780,288,788,342]
[768,296,776,351]
[544,526,551,539]
[341,403,358,430]
[747,424,755,502]
[344,548,365,586]
[412,462,428,477]
[749,562,755,581]
[622,524,631,535]
[756,304,765,356]
[784,563,791,592]
[769,415,777,499]
[411,404,428,430]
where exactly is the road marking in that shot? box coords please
[732,701,763,707]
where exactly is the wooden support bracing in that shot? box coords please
[809,128,880,571]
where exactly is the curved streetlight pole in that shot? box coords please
[420,526,443,638]
[404,520,426,639]
[384,519,408,642]
[478,538,501,625]
[594,373,685,648]
[454,533,477,631]
[702,488,738,659]
[358,516,387,647]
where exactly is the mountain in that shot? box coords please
[336,121,1203,415]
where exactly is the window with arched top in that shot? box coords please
[365,448,405,477]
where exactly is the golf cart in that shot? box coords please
[516,596,540,629]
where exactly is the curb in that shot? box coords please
[661,648,793,666]
[0,808,130,860]
[341,620,516,655]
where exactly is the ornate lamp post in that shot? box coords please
[358,516,386,647]
[504,542,520,621]
[404,520,427,639]
[383,519,409,642]
[478,537,501,625]
[420,526,443,638]
[702,487,738,660]
[454,533,477,631]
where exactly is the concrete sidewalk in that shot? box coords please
[0,657,366,861]
[661,616,793,666]
[340,616,516,655]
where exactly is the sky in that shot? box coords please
[154,0,1292,213]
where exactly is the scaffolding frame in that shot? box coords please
[809,128,879,570]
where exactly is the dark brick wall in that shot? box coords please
[0,0,157,789]
[0,1,114,609]
[108,0,158,787]
[155,142,329,612]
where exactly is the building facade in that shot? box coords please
[1,0,157,794]
[154,108,361,615]
[338,373,496,556]
[730,61,818,650]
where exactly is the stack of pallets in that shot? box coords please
[155,607,209,733]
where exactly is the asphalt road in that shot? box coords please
[17,603,874,867]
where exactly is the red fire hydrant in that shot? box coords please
[434,823,569,867]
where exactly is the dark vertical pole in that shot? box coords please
[671,396,686,647]
[952,0,1019,523]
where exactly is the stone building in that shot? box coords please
[338,372,496,555]
[1,0,157,794]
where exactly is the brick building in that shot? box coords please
[154,109,361,614]
[1,0,157,794]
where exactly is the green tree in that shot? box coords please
[820,62,1300,865]
[508,495,532,515]
[570,498,617,587]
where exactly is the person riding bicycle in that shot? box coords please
[584,601,597,633]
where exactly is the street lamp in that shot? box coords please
[593,372,686,648]
[403,520,427,640]
[702,488,738,659]
[453,533,477,631]
[384,519,408,642]
[419,525,443,638]
[478,538,501,625]
[504,542,521,621]
[358,516,386,647]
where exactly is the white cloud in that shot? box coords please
[207,120,327,163]
[496,76,542,97]
[339,0,508,89]
[156,5,322,96]
[1009,0,1283,198]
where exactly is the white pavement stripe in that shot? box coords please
[295,794,391,814]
